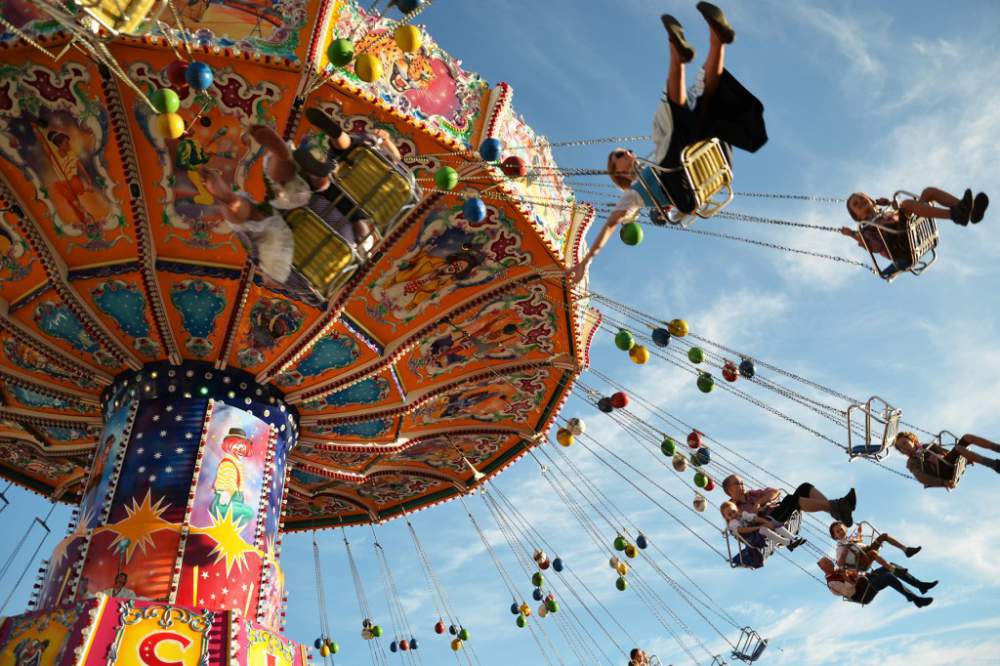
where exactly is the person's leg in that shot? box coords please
[901,188,972,224]
[889,564,935,590]
[702,30,726,100]
[918,186,960,207]
[953,444,999,466]
[868,568,923,603]
[249,125,298,186]
[873,533,906,551]
[959,434,1000,453]
[203,170,254,224]
[758,526,790,546]
[668,42,687,107]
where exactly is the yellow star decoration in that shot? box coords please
[99,490,178,562]
[50,506,95,568]
[193,509,261,577]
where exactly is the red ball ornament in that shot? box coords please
[610,391,629,409]
[704,478,716,492]
[722,361,739,383]
[500,155,527,178]
[400,639,410,651]
[435,620,446,634]
[166,59,189,88]
[687,430,702,449]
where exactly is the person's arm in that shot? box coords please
[568,208,628,284]
[372,129,401,161]
[749,488,781,512]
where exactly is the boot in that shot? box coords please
[971,192,989,223]
[661,15,695,63]
[829,497,854,527]
[696,1,736,43]
[950,190,973,225]
[904,546,921,558]
[913,596,934,608]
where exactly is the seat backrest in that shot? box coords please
[285,207,359,299]
[84,0,160,34]
[681,139,734,218]
[333,145,419,235]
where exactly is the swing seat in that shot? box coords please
[846,396,901,462]
[724,510,801,569]
[933,430,969,490]
[329,143,420,239]
[681,138,734,220]
[860,192,939,282]
[286,208,362,300]
[731,626,768,664]
[79,0,164,34]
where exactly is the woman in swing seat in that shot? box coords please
[570,2,767,284]
[894,431,1000,489]
[840,187,988,260]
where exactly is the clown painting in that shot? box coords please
[210,427,257,528]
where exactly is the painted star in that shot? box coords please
[193,509,261,577]
[98,490,178,561]
[152,415,160,422]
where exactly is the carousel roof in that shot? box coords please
[0,0,598,527]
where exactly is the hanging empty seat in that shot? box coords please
[731,627,768,663]
[724,510,801,569]
[858,191,939,282]
[846,396,901,461]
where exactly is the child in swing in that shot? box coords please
[720,500,806,552]
[840,187,989,259]
[570,2,767,284]
[204,108,401,287]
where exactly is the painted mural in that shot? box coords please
[2,338,96,389]
[412,370,549,426]
[330,3,487,144]
[129,61,279,253]
[0,62,126,252]
[408,284,557,379]
[275,331,360,388]
[0,214,33,283]
[389,433,508,472]
[363,204,532,327]
[236,297,304,369]
[300,376,392,412]
[91,279,160,358]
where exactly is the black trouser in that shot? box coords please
[853,566,927,604]
[767,483,814,524]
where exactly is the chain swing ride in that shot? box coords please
[0,0,986,665]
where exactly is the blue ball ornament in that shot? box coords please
[411,638,419,650]
[449,624,459,635]
[651,327,671,347]
[552,557,564,572]
[533,588,543,601]
[510,602,520,615]
[314,638,324,649]
[692,448,711,466]
[479,137,502,162]
[636,534,648,550]
[185,61,213,90]
[463,197,487,222]
[390,641,398,653]
[739,358,756,379]
[597,397,613,413]
[393,0,422,13]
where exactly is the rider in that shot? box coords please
[893,431,1000,488]
[720,500,806,551]
[818,557,934,608]
[570,2,767,283]
[830,521,921,571]
[722,474,856,527]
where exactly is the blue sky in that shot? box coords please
[4,1,1000,664]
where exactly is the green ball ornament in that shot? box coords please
[660,437,677,456]
[329,641,340,654]
[531,572,544,587]
[372,625,383,638]
[697,372,715,393]
[615,576,628,591]
[619,221,643,246]
[516,614,527,628]
[327,38,355,66]
[150,88,180,114]
[434,166,459,190]
[687,347,705,364]
[546,599,559,612]
[613,536,627,551]
[694,471,708,488]
[614,329,635,351]
[458,628,470,641]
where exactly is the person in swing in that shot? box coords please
[570,2,767,283]
[893,431,1000,488]
[840,187,989,259]
[829,520,923,571]
[203,108,402,288]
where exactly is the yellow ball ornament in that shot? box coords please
[667,318,689,338]
[556,428,574,447]
[156,113,185,140]
[354,53,383,82]
[629,344,649,364]
[615,561,629,576]
[451,638,463,651]
[394,25,423,53]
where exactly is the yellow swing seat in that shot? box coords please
[858,191,940,282]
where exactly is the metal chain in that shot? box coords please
[716,209,847,233]
[734,191,847,203]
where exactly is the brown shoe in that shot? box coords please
[661,15,695,63]
[697,2,735,44]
